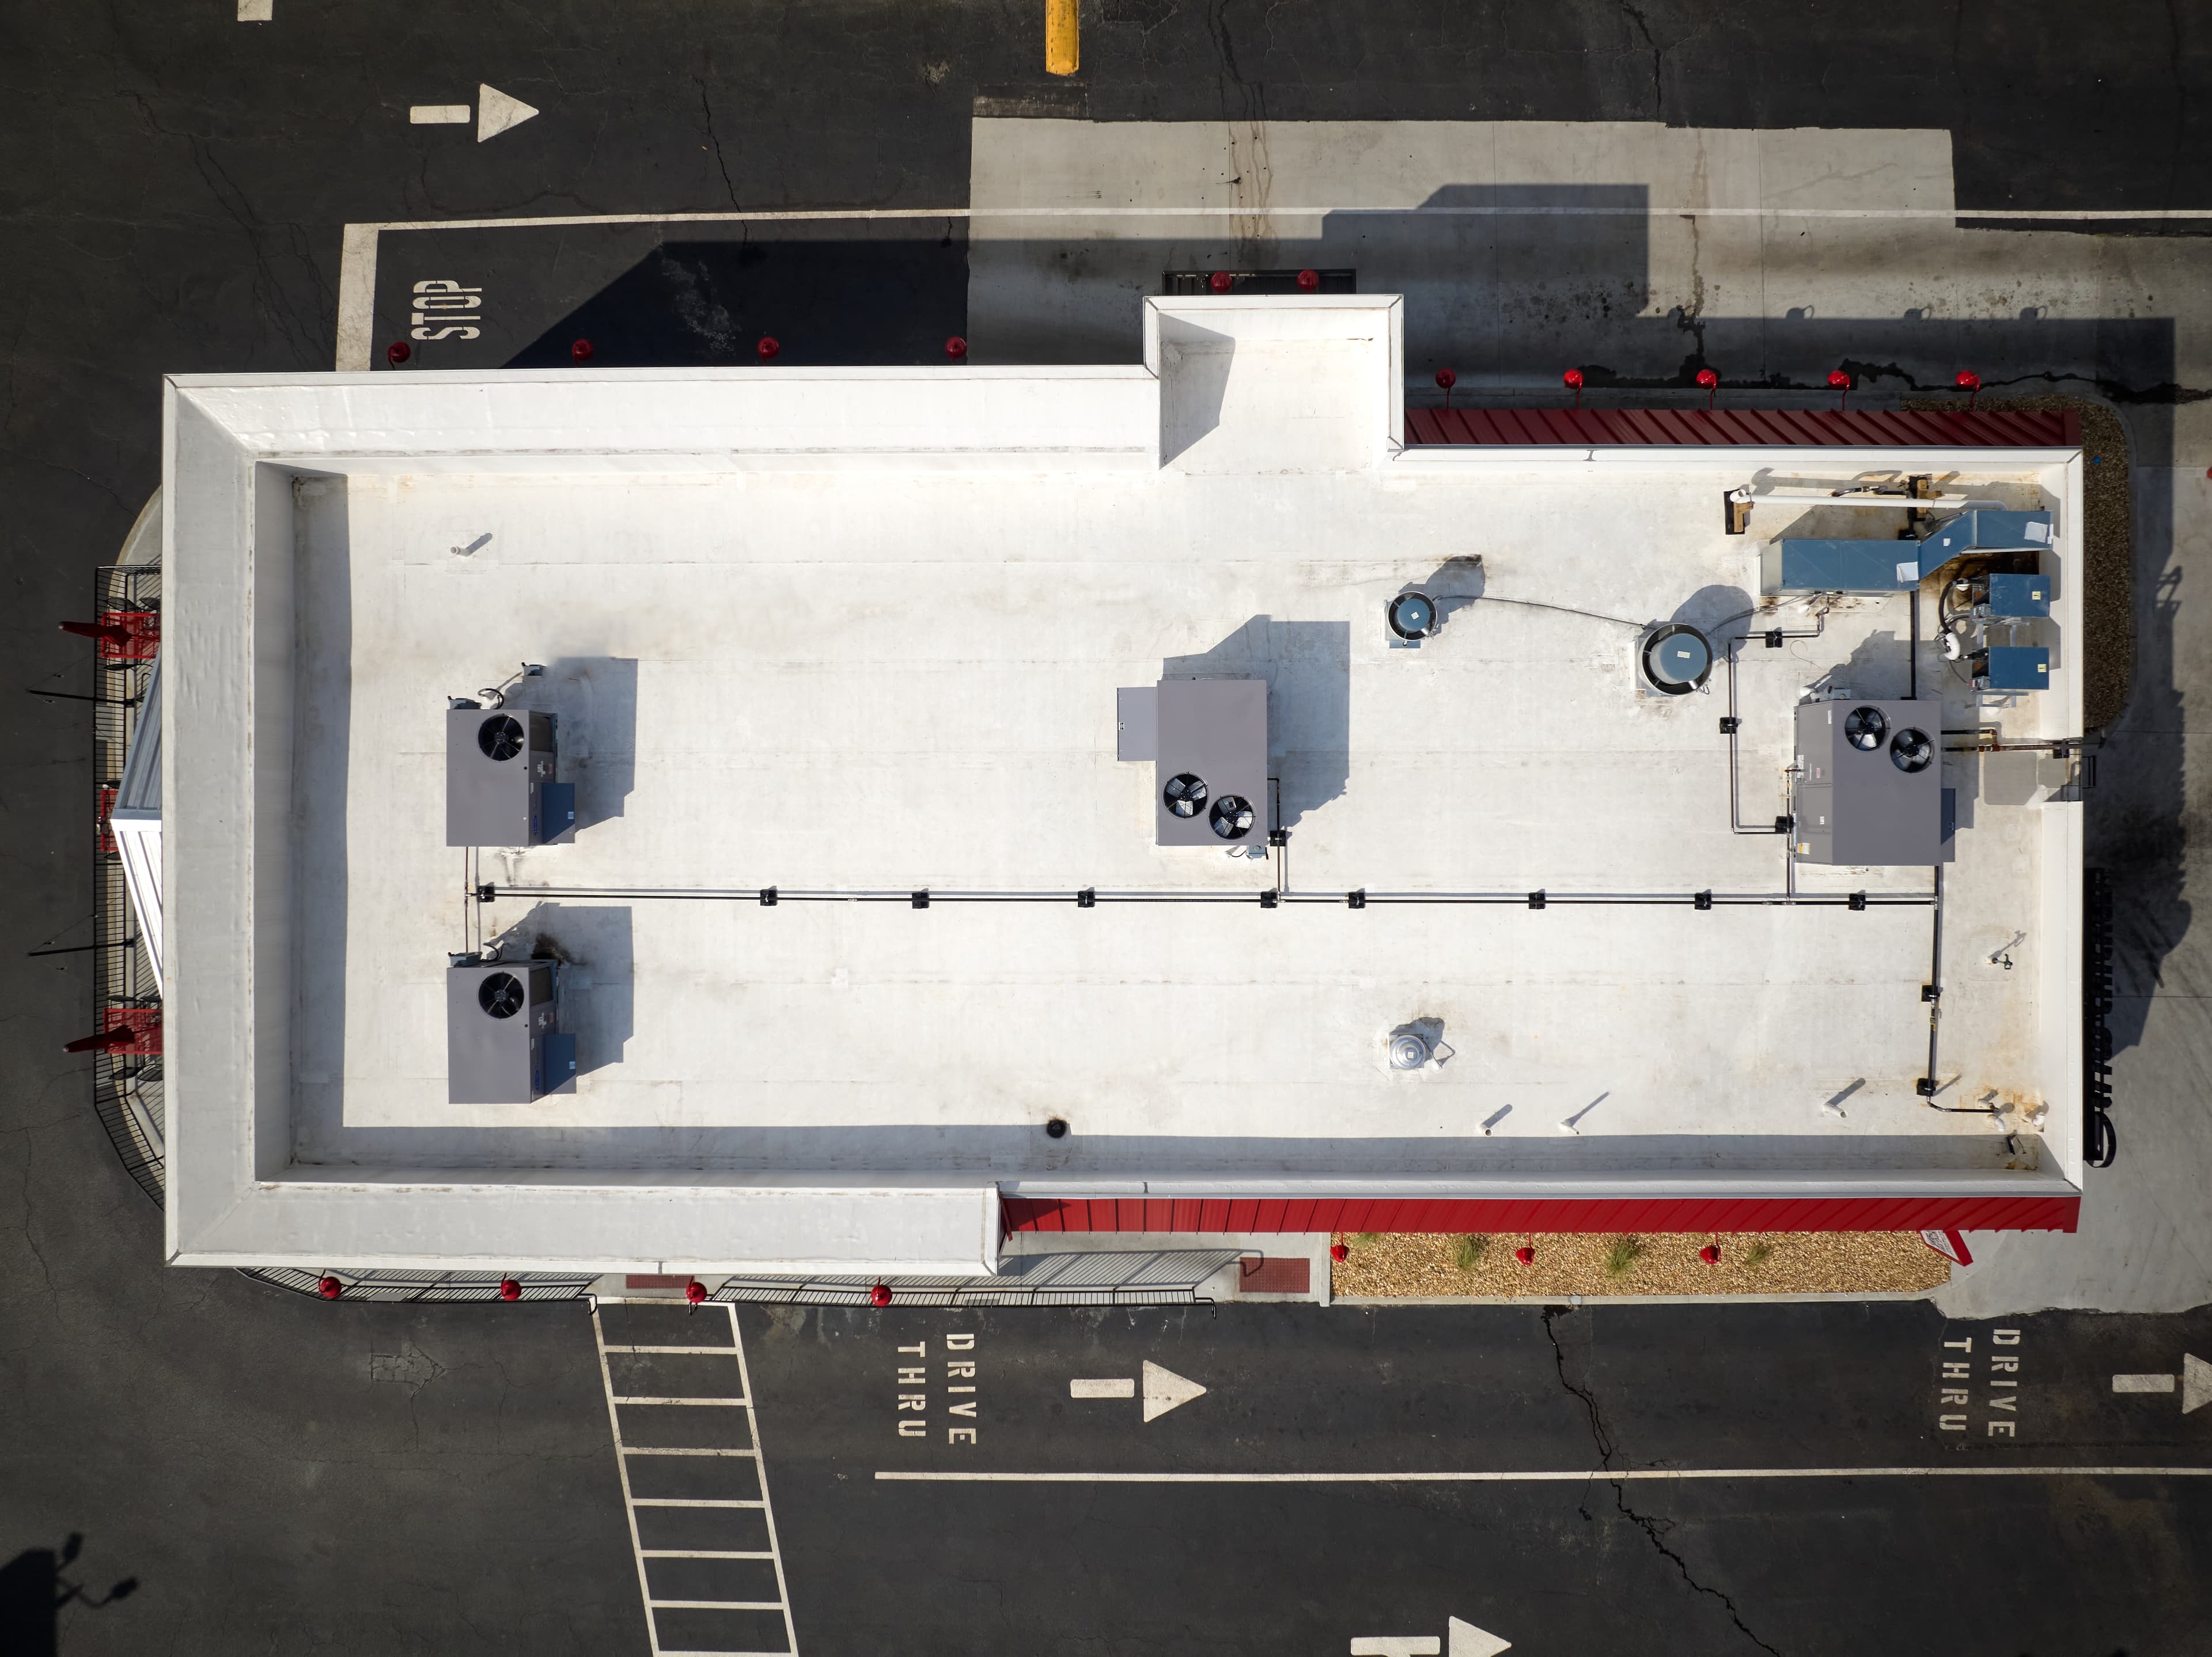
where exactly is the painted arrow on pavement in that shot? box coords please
[1067,1360,1208,1422]
[476,85,538,142]
[2112,1353,2210,1413]
[1349,1616,1512,1656]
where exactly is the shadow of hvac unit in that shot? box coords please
[445,705,574,846]
[447,956,575,1103]
[1793,701,1949,867]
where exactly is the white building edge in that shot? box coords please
[160,295,2085,1278]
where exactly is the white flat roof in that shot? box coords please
[162,297,2085,1273]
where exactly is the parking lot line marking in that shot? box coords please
[640,1550,777,1560]
[613,1396,751,1406]
[876,1465,2212,1484]
[1071,1378,1136,1398]
[593,1301,665,1656]
[604,1345,738,1356]
[2114,1374,2177,1393]
[333,224,378,370]
[729,1306,802,1657]
[236,0,272,19]
[650,1601,787,1611]
[410,105,472,125]
[623,1447,757,1458]
[631,1499,767,1509]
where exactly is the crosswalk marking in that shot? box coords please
[594,1298,801,1656]
[612,1395,752,1406]
[603,1345,740,1356]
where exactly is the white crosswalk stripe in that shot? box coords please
[593,1299,800,1657]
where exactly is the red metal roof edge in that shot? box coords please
[1404,407,2076,449]
[1002,1194,2081,1235]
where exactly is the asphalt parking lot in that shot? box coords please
[6,2,2212,1652]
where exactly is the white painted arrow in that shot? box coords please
[1141,1360,1206,1423]
[1347,1618,1510,1657]
[477,84,539,142]
[2112,1353,2210,1413]
[1448,1617,1512,1657]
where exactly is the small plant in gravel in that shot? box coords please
[1602,1235,1643,1276]
[1453,1234,1488,1271]
[1743,1239,1775,1269]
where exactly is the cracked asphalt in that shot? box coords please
[6,2,2212,1652]
[744,1301,2212,1654]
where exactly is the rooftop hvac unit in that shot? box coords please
[1792,699,1950,867]
[445,704,575,846]
[1762,509,2055,595]
[447,956,575,1103]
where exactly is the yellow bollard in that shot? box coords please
[1046,0,1079,76]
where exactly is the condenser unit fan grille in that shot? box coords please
[478,714,526,762]
[1209,795,1256,839]
[477,971,525,1019]
[1890,728,1934,773]
[1164,773,1209,818]
[1843,706,1888,751]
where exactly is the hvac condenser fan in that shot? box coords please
[1890,728,1935,773]
[1843,706,1888,751]
[477,971,526,1019]
[1164,773,1209,818]
[1209,795,1256,839]
[478,713,526,762]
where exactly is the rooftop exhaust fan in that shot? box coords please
[1209,795,1256,840]
[1387,592,1437,642]
[1889,727,1934,773]
[1638,623,1712,696]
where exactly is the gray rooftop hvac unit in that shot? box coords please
[447,956,575,1103]
[1792,699,1950,867]
[1139,679,1268,847]
[445,705,574,846]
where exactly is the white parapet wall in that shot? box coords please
[161,296,2084,1274]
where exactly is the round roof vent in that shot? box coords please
[1163,773,1208,818]
[1387,591,1437,641]
[1844,705,1888,751]
[477,971,525,1019]
[1209,795,1256,840]
[1389,1032,1431,1070]
[1890,727,1935,773]
[1641,624,1712,694]
[478,713,525,761]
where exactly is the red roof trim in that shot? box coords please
[1406,406,2074,448]
[1001,1194,2080,1235]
